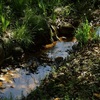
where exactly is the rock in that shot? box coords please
[29,15,51,46]
[72,43,79,50]
[55,57,64,67]
[12,46,24,61]
[55,57,63,62]
[48,14,80,39]
[57,19,80,38]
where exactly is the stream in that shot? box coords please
[0,27,100,99]
[0,40,76,99]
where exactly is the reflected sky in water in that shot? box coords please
[0,65,51,99]
[47,41,77,60]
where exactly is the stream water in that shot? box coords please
[96,26,100,37]
[0,66,51,99]
[0,40,76,99]
[0,27,99,99]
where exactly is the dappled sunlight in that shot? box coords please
[0,38,76,99]
[25,38,100,100]
[0,1,100,99]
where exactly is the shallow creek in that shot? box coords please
[0,26,100,99]
[0,66,52,99]
[0,39,77,99]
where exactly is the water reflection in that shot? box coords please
[47,41,77,60]
[0,65,51,99]
[0,26,99,99]
[0,40,77,99]
[96,27,100,37]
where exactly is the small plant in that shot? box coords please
[38,0,47,16]
[75,19,92,46]
[13,24,33,48]
[0,15,10,32]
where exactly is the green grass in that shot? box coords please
[75,19,98,47]
[0,15,10,32]
[0,0,98,48]
[0,1,99,99]
[13,24,33,48]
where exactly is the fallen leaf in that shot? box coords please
[93,93,100,98]
[54,98,60,100]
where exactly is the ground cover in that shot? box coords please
[25,39,100,100]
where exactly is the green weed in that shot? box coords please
[0,15,10,32]
[13,24,33,48]
[75,19,91,46]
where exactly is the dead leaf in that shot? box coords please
[93,93,100,98]
[54,98,60,100]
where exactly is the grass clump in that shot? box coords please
[0,15,10,33]
[75,19,98,47]
[75,19,91,46]
[13,24,33,48]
